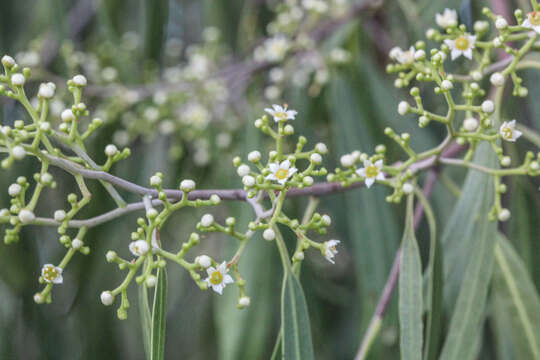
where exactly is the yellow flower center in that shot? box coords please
[275,168,289,180]
[274,111,288,120]
[529,11,540,26]
[502,126,513,139]
[209,270,223,285]
[365,165,379,178]
[455,36,470,51]
[43,266,59,281]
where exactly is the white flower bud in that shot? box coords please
[8,184,22,196]
[40,122,51,131]
[398,101,409,115]
[340,154,354,167]
[146,208,158,219]
[72,74,88,86]
[247,151,261,162]
[237,164,250,177]
[61,109,75,122]
[495,17,508,29]
[11,145,26,160]
[11,74,25,86]
[501,156,511,167]
[150,175,162,186]
[493,37,502,47]
[18,209,35,223]
[315,143,328,154]
[105,144,118,156]
[414,49,426,60]
[441,80,453,90]
[481,100,495,114]
[100,291,114,306]
[41,173,53,184]
[471,71,482,81]
[402,183,414,194]
[490,72,504,87]
[310,153,322,164]
[294,252,305,260]
[210,194,221,204]
[33,293,44,304]
[180,179,196,192]
[463,118,479,132]
[263,228,276,241]
[195,255,212,268]
[474,20,489,32]
[38,83,55,99]
[322,214,332,226]
[530,162,539,171]
[239,296,251,307]
[242,175,256,187]
[106,251,116,262]
[54,210,67,222]
[201,214,214,227]
[498,208,511,221]
[303,176,314,186]
[1,55,16,68]
[71,238,83,249]
[284,124,294,135]
[254,118,263,128]
[146,276,157,287]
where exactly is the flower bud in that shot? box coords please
[263,228,276,241]
[195,255,212,268]
[100,291,114,306]
[463,118,479,132]
[398,101,409,115]
[180,179,196,192]
[105,144,118,157]
[72,75,87,86]
[11,74,25,86]
[247,151,261,162]
[490,72,504,86]
[201,214,214,227]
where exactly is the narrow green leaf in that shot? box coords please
[492,235,540,359]
[151,267,168,360]
[439,155,497,360]
[142,0,168,62]
[399,195,423,360]
[139,276,152,360]
[281,272,314,360]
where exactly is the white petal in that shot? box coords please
[356,168,366,177]
[365,178,375,188]
[463,49,473,59]
[53,275,63,284]
[273,104,283,111]
[288,167,298,176]
[468,34,477,45]
[533,25,540,34]
[264,108,274,114]
[444,39,454,47]
[374,159,383,168]
[223,275,234,284]
[278,178,288,185]
[280,160,291,169]
[363,159,371,168]
[451,49,461,60]
[513,130,522,139]
[206,267,216,276]
[213,284,223,294]
[376,172,385,181]
[268,163,279,172]
[266,174,277,181]
[523,19,532,28]
[508,119,516,127]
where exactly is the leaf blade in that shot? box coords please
[151,267,168,360]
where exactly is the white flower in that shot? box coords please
[201,214,214,227]
[11,145,26,160]
[322,240,340,264]
[264,104,298,122]
[396,46,415,65]
[356,159,385,188]
[522,11,540,34]
[105,144,118,157]
[38,83,55,99]
[490,72,504,86]
[436,8,458,28]
[463,118,479,132]
[262,36,290,62]
[444,34,476,60]
[195,255,212,268]
[54,210,67,222]
[481,100,495,113]
[129,240,149,257]
[266,160,297,184]
[41,264,63,284]
[499,120,522,142]
[100,291,114,306]
[263,228,276,241]
[18,209,35,223]
[248,151,261,162]
[8,184,22,197]
[11,73,25,86]
[180,179,196,192]
[205,262,234,295]
[61,109,75,122]
[72,74,87,86]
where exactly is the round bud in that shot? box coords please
[106,251,117,262]
[471,71,482,81]
[18,209,35,224]
[242,175,255,187]
[283,124,294,135]
[402,183,414,194]
[398,101,409,116]
[61,109,75,122]
[11,74,25,86]
[150,175,162,187]
[340,154,354,168]
[294,252,305,261]
[8,183,22,197]
[210,194,221,205]
[200,214,214,227]
[310,153,322,164]
[500,156,511,167]
[263,228,276,241]
[303,176,314,186]
[1,55,16,68]
[490,72,504,87]
[414,49,426,60]
[105,144,118,157]
[321,214,332,226]
[195,255,212,268]
[72,74,87,86]
[315,143,328,154]
[237,164,250,177]
[481,100,495,114]
[71,238,83,250]
[38,83,55,99]
[54,210,67,222]
[498,208,511,222]
[146,276,157,287]
[238,296,251,307]
[463,118,479,132]
[247,151,261,162]
[100,291,114,306]
[33,293,44,304]
[254,118,263,128]
[180,179,196,192]
[146,208,158,219]
[495,17,508,30]
[441,79,453,90]
[11,145,26,160]
[40,173,53,185]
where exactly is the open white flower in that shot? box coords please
[266,160,297,184]
[444,34,476,60]
[205,262,234,294]
[395,46,415,65]
[436,8,457,28]
[499,120,522,142]
[264,104,297,122]
[356,159,385,188]
[522,11,540,33]
[129,240,150,257]
[263,36,290,62]
[322,240,340,264]
[41,264,63,284]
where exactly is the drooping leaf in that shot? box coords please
[398,195,423,360]
[281,272,315,360]
[139,273,152,360]
[151,267,168,360]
